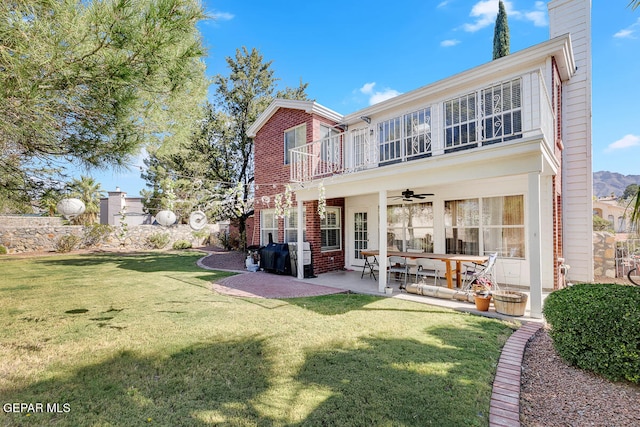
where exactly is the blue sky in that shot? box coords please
[94,0,640,196]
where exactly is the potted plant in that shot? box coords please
[472,277,492,311]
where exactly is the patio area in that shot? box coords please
[199,248,545,323]
[302,269,545,323]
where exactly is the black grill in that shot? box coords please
[259,238,291,275]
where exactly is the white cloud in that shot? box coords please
[358,82,401,105]
[359,82,376,95]
[614,29,635,38]
[605,134,640,152]
[463,1,547,33]
[463,0,500,32]
[441,39,461,47]
[213,11,234,21]
[523,2,548,27]
[614,18,640,39]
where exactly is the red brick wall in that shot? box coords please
[552,59,564,289]
[252,106,343,275]
[305,198,345,275]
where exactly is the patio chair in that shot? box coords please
[461,252,498,291]
[414,258,441,286]
[387,256,409,289]
[361,255,379,280]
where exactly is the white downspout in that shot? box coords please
[297,199,304,279]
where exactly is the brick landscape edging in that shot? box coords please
[489,322,542,427]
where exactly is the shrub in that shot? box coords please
[172,240,192,250]
[83,224,113,247]
[217,230,241,251]
[55,234,82,253]
[543,283,640,383]
[192,229,211,245]
[0,245,7,255]
[146,233,170,249]
[593,214,614,232]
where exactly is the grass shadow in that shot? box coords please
[293,322,511,426]
[1,338,275,426]
[283,293,383,315]
[34,252,229,277]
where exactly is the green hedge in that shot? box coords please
[543,283,640,383]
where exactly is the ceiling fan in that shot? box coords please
[391,189,434,201]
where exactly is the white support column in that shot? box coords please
[528,172,543,318]
[297,199,304,280]
[378,190,388,293]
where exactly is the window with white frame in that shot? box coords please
[284,210,307,243]
[404,108,432,160]
[378,108,432,165]
[445,199,479,255]
[444,92,477,150]
[321,207,341,251]
[378,116,402,164]
[387,202,434,253]
[284,124,307,164]
[482,195,524,258]
[261,209,278,245]
[445,195,524,258]
[481,79,522,144]
[350,127,370,170]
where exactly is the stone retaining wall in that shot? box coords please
[593,231,616,279]
[1,215,63,228]
[0,217,215,253]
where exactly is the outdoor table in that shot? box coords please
[360,250,489,289]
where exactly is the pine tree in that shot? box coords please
[142,48,309,248]
[0,0,208,211]
[493,1,510,60]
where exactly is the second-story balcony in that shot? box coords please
[291,70,556,183]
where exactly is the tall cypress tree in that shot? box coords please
[493,1,510,60]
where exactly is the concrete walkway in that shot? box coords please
[198,256,543,426]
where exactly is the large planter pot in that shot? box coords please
[474,294,492,311]
[493,290,528,316]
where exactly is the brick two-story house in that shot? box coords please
[248,0,592,318]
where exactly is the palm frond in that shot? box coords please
[628,188,640,232]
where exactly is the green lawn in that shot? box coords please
[0,251,517,426]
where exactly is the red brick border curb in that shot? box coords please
[489,322,542,427]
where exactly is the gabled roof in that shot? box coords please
[343,34,576,122]
[247,99,343,138]
[249,34,575,136]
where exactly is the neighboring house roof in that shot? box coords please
[247,99,343,138]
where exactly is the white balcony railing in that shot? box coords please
[290,133,344,182]
[290,70,555,182]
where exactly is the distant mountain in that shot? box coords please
[593,171,640,198]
